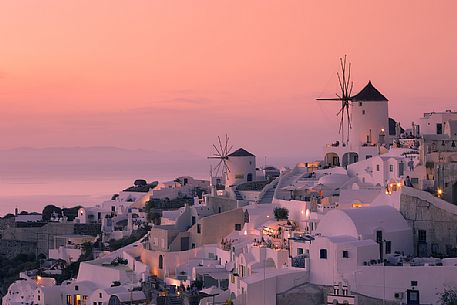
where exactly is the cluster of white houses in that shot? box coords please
[3,82,457,305]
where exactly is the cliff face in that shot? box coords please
[400,190,457,257]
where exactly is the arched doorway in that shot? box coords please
[158,255,163,269]
[342,152,359,168]
[324,152,340,167]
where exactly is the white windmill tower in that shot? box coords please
[208,135,256,188]
[318,56,390,165]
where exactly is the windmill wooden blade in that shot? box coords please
[223,160,231,173]
[224,134,229,156]
[227,145,233,155]
[214,159,223,177]
[218,136,224,156]
[212,143,222,157]
[316,98,344,101]
[316,55,354,145]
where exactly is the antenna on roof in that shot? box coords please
[317,55,354,144]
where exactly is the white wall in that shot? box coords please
[277,200,311,231]
[418,111,457,135]
[350,100,389,146]
[353,265,457,305]
[226,155,256,186]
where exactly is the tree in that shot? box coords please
[134,179,147,186]
[273,207,289,220]
[42,205,62,221]
[439,288,457,305]
[79,242,94,261]
[62,206,81,221]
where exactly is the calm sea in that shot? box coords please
[0,174,206,217]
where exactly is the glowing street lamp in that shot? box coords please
[437,188,443,198]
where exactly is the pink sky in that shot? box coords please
[1,1,456,160]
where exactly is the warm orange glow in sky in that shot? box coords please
[1,1,456,159]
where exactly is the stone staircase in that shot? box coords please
[233,189,244,200]
[259,186,276,204]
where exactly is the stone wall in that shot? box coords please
[400,192,457,257]
[1,223,75,256]
[206,196,238,214]
[189,208,245,247]
[74,223,101,236]
[437,162,457,205]
[0,239,37,258]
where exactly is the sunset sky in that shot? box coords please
[1,1,456,161]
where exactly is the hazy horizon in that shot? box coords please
[0,146,308,216]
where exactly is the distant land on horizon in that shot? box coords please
[0,146,312,216]
[0,146,313,180]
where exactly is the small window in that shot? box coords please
[418,230,427,243]
[111,206,115,212]
[99,293,102,298]
[38,295,41,301]
[376,164,380,171]
[158,255,163,269]
[75,285,79,291]
[389,165,394,172]
[235,224,242,231]
[399,162,405,176]
[320,249,327,259]
[297,248,304,255]
[376,230,383,243]
[192,243,196,249]
[197,224,201,234]
[365,155,372,160]
[437,123,443,134]
[385,241,391,254]
[342,250,349,258]
[359,102,362,106]
[362,110,366,115]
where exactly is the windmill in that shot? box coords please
[208,135,233,182]
[317,55,354,144]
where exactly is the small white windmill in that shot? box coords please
[208,135,233,185]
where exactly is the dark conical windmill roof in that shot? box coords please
[351,81,388,101]
[228,148,255,157]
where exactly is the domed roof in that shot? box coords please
[317,206,410,238]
